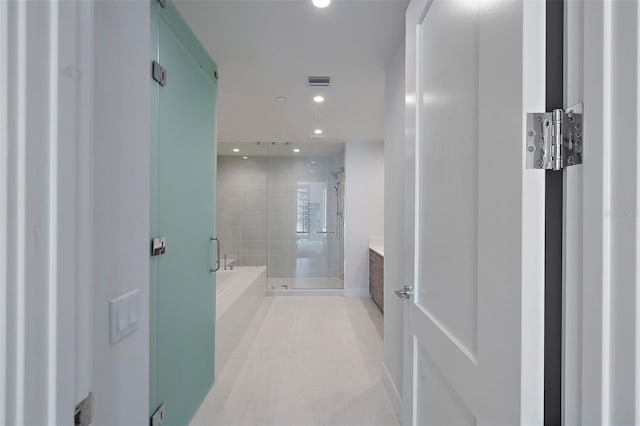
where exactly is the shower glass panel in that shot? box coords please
[267,142,344,290]
[216,141,344,290]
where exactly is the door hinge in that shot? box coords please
[152,60,167,87]
[151,237,166,256]
[526,102,582,170]
[74,393,93,426]
[151,403,166,426]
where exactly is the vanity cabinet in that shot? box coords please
[369,249,384,313]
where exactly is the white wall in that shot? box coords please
[382,39,405,417]
[344,141,384,297]
[92,2,150,425]
[2,2,95,424]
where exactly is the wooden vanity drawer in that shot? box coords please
[369,249,384,313]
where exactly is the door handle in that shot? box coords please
[394,285,414,301]
[210,237,220,273]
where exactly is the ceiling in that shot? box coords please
[175,0,408,146]
[217,141,346,157]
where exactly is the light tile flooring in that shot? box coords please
[191,296,400,426]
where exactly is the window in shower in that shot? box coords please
[296,186,310,239]
[296,182,327,251]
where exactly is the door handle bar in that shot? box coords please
[210,237,220,272]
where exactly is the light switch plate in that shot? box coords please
[109,289,140,344]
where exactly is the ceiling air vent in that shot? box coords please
[307,76,331,87]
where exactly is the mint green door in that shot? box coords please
[150,2,217,424]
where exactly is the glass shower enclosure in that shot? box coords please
[216,141,344,290]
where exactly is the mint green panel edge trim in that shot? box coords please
[157,0,217,83]
[149,0,160,416]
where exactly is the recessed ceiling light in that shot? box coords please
[233,148,240,152]
[312,0,330,7]
[275,96,287,102]
[293,148,300,153]
[242,156,249,159]
[311,161,316,164]
[313,95,325,103]
[314,129,323,135]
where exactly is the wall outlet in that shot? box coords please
[151,403,166,426]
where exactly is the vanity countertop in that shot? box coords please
[369,245,384,257]
[368,236,384,257]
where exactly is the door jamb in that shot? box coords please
[544,0,564,424]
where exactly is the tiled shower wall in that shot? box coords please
[217,157,268,266]
[217,154,343,278]
[265,156,298,277]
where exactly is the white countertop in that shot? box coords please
[368,236,384,257]
[369,245,384,257]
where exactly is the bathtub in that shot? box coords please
[215,266,266,376]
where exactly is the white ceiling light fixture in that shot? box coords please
[233,148,240,152]
[312,0,331,9]
[242,156,249,159]
[314,129,323,135]
[275,96,287,102]
[293,148,301,153]
[313,95,325,103]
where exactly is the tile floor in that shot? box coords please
[191,296,400,426]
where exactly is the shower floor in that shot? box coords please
[267,277,343,290]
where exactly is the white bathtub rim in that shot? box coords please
[215,266,265,321]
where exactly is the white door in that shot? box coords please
[402,1,547,424]
[563,1,640,424]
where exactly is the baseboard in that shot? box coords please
[382,361,403,422]
[266,288,345,297]
[266,288,373,298]
[343,288,371,298]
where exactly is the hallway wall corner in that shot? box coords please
[92,2,151,425]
